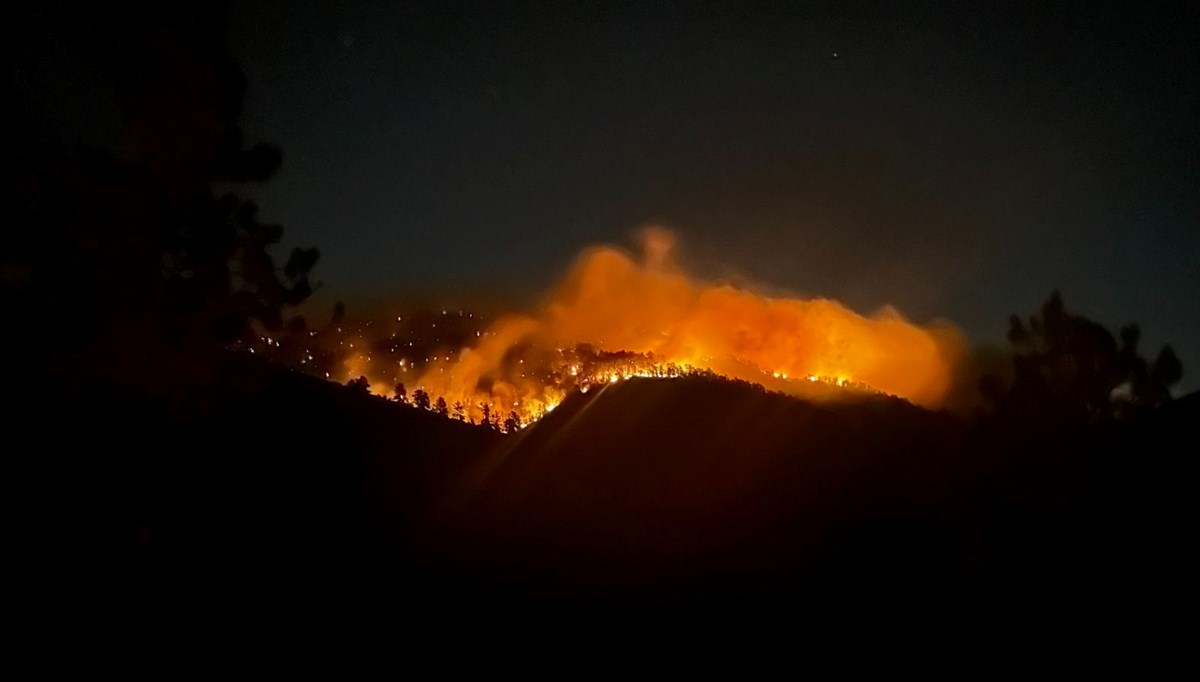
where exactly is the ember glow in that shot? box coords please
[392,229,964,426]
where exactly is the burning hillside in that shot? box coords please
[264,230,962,427]
[389,229,962,426]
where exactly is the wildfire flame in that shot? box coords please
[410,229,962,425]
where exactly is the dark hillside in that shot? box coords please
[22,352,500,625]
[21,355,1197,638]
[426,376,974,608]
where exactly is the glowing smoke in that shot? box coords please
[416,229,963,420]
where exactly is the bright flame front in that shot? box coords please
[405,230,962,426]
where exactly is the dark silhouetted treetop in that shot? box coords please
[412,389,431,410]
[983,291,1183,424]
[503,410,522,434]
[2,3,320,380]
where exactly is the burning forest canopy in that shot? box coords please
[267,229,964,427]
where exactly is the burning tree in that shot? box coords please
[434,396,449,416]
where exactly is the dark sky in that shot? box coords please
[11,1,1200,387]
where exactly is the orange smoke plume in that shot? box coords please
[416,230,963,423]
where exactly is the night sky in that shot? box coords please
[12,1,1200,388]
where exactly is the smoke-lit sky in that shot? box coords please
[223,1,1198,386]
[10,1,1199,388]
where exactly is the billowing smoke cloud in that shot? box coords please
[416,229,963,421]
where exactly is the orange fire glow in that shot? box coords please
[406,229,962,425]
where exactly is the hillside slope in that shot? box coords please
[27,355,1196,633]
[424,376,975,608]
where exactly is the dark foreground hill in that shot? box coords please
[424,378,970,604]
[420,376,1198,627]
[20,355,1198,640]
